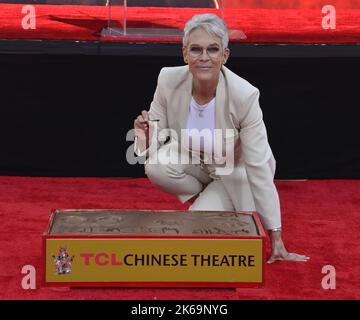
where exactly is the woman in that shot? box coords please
[134,13,309,264]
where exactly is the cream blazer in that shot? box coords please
[138,65,281,230]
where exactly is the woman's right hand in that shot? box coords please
[134,110,152,141]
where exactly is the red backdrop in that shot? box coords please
[224,0,360,8]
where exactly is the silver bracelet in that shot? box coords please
[271,227,282,232]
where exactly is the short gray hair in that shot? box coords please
[183,13,229,49]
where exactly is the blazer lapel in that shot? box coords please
[215,68,230,130]
[174,70,192,140]
[217,68,241,133]
[214,68,239,162]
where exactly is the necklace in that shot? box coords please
[192,97,214,118]
[198,108,204,117]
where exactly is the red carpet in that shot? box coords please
[0,4,359,43]
[0,176,359,299]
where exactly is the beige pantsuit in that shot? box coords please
[136,65,281,230]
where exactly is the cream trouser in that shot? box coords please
[145,144,256,212]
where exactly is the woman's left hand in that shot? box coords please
[267,231,310,264]
[267,251,310,264]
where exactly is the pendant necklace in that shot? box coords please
[198,108,204,117]
[192,98,212,118]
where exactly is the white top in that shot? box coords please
[185,96,216,155]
